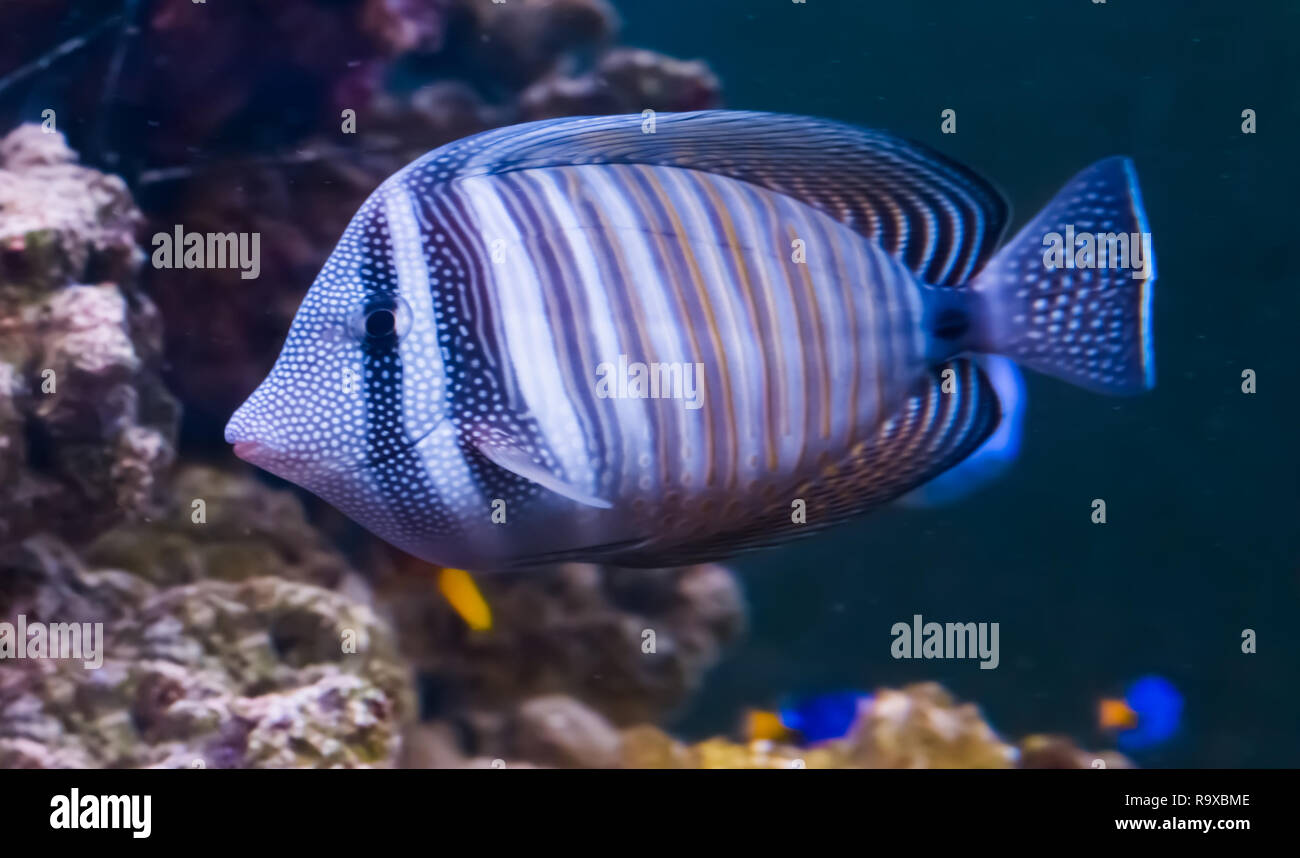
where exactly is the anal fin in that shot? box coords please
[597,360,1002,567]
[899,356,1025,507]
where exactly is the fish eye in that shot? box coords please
[349,294,412,342]
[366,307,396,337]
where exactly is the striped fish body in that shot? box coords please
[450,163,930,564]
[226,111,1156,570]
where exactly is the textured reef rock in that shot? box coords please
[0,466,413,768]
[0,463,749,769]
[0,463,1120,770]
[424,683,1130,770]
[1017,733,1133,770]
[380,559,746,728]
[0,0,451,165]
[84,466,368,593]
[0,124,177,550]
[519,47,722,120]
[618,684,1021,769]
[512,695,625,768]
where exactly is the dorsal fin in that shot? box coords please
[406,110,1009,286]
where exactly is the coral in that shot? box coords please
[836,683,1018,768]
[512,695,624,768]
[1018,734,1134,770]
[378,559,747,727]
[0,462,747,770]
[0,464,1123,771]
[400,721,471,768]
[615,684,1130,770]
[399,683,1129,769]
[0,467,413,769]
[519,48,722,120]
[139,0,454,162]
[84,465,367,592]
[0,124,177,550]
[618,684,1019,769]
[442,0,620,90]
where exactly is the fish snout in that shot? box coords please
[225,383,365,476]
[225,399,290,468]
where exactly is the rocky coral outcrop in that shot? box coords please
[400,683,1130,769]
[379,558,746,727]
[0,462,753,769]
[0,125,177,550]
[0,467,412,769]
[620,683,1021,769]
[519,48,722,119]
[84,465,368,593]
[1017,734,1133,770]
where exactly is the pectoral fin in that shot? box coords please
[472,435,612,510]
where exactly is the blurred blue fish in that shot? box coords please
[1100,675,1183,751]
[778,690,873,743]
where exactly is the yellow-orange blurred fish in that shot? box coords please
[437,567,492,631]
[744,709,793,743]
[1098,698,1139,730]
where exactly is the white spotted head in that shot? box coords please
[225,182,453,550]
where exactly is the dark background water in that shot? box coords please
[615,0,1299,767]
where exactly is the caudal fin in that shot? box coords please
[969,157,1155,394]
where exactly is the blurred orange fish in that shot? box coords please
[1099,698,1139,730]
[437,567,493,631]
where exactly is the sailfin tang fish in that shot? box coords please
[225,111,1156,570]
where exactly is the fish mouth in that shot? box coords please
[231,440,266,462]
[226,427,336,474]
[228,419,446,474]
[228,438,318,473]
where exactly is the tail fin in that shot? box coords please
[969,157,1155,394]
